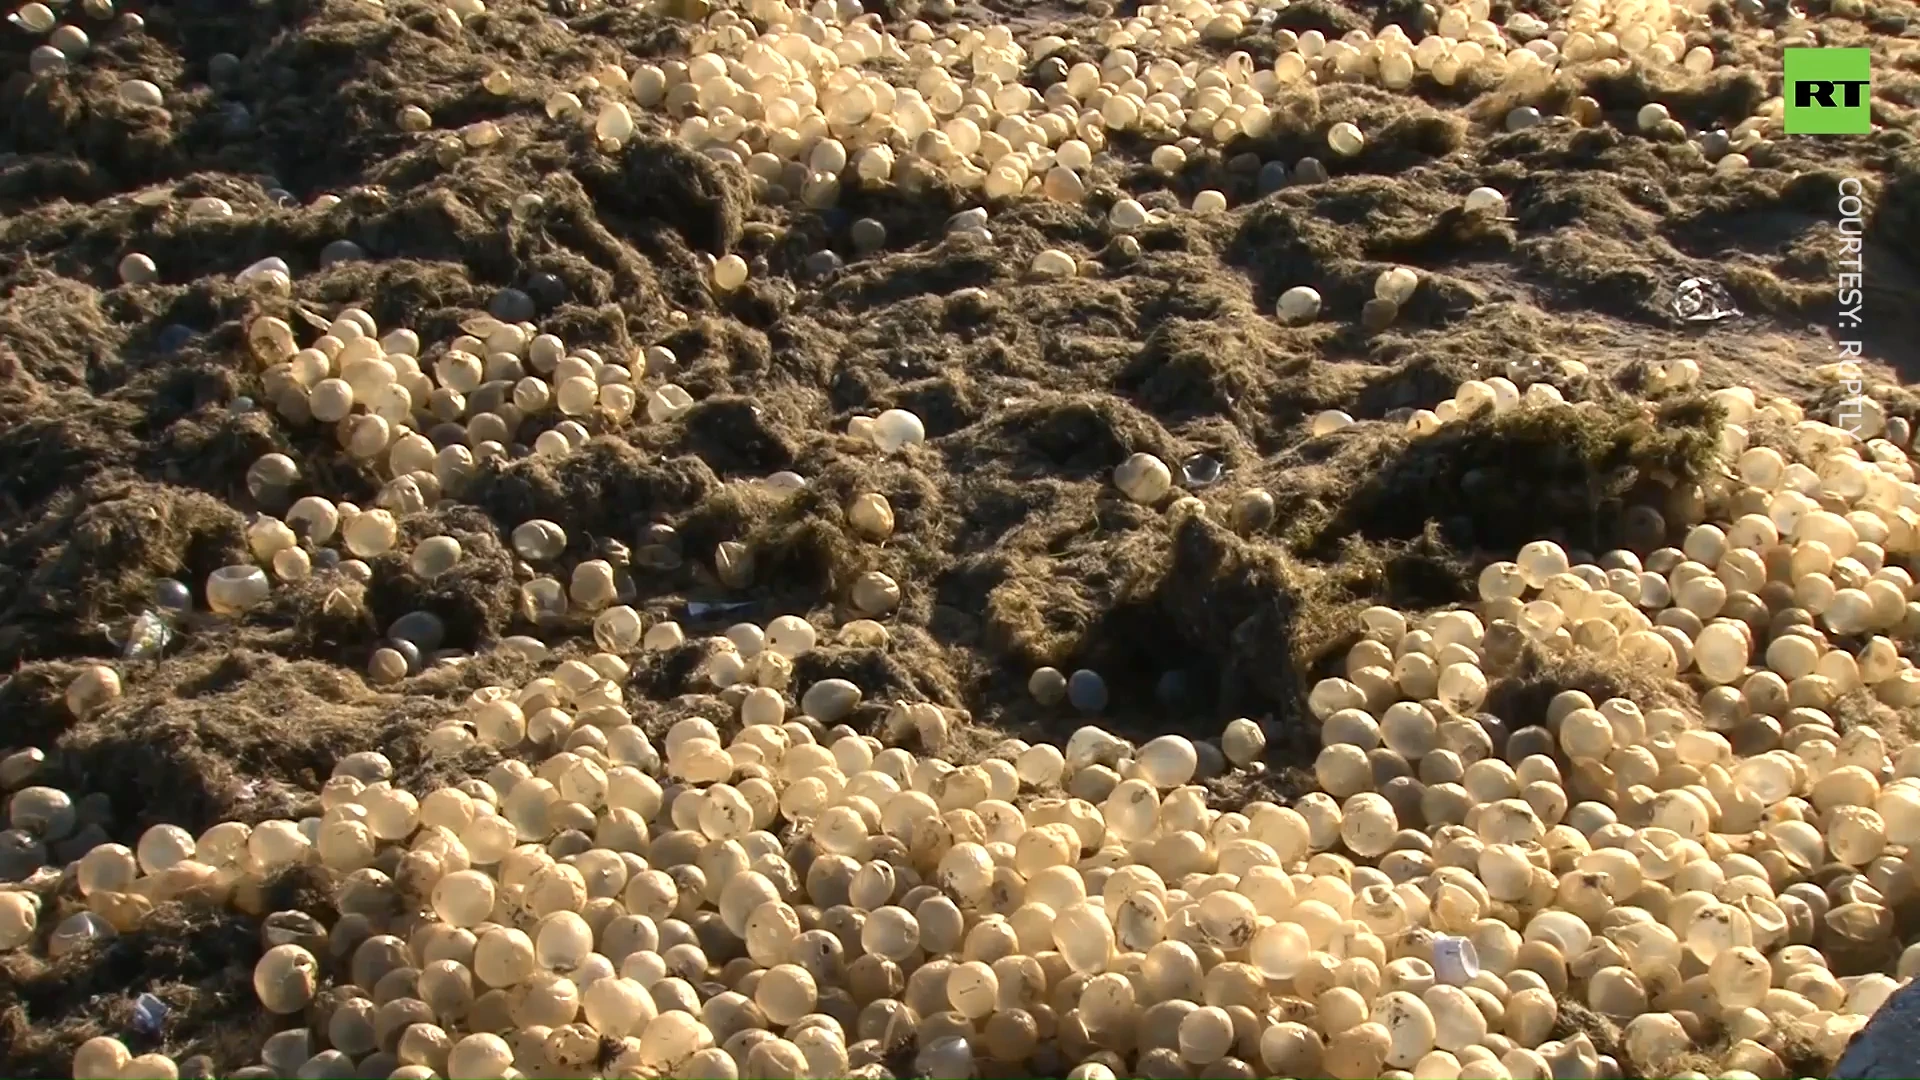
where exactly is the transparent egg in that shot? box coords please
[703,253,749,293]
[411,535,463,579]
[1464,187,1507,215]
[342,508,399,557]
[0,891,39,951]
[1222,718,1267,765]
[1054,900,1115,972]
[1277,286,1323,324]
[1179,1005,1237,1063]
[512,519,568,561]
[135,824,195,873]
[1110,199,1151,230]
[1031,249,1077,279]
[872,409,927,453]
[117,251,160,285]
[1327,121,1365,156]
[1375,266,1420,305]
[205,565,271,614]
[1137,735,1199,787]
[10,1,57,32]
[65,665,120,719]
[254,944,321,1013]
[1312,410,1356,436]
[861,906,921,961]
[850,571,901,616]
[1114,452,1173,504]
[847,493,895,540]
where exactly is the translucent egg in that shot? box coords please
[411,535,463,579]
[1054,900,1115,972]
[1277,286,1323,324]
[10,1,56,32]
[1192,190,1228,214]
[569,559,618,611]
[584,975,657,1037]
[757,963,819,1024]
[447,1033,513,1079]
[205,565,271,614]
[1327,121,1365,156]
[1375,266,1420,305]
[1694,622,1751,684]
[766,615,817,658]
[511,519,568,561]
[1115,452,1173,504]
[847,493,895,540]
[474,926,538,988]
[254,944,321,1013]
[117,251,160,285]
[0,891,39,951]
[713,254,750,291]
[872,409,927,453]
[28,43,67,73]
[135,824,195,873]
[1464,187,1507,215]
[1043,166,1088,204]
[342,508,399,557]
[432,869,497,927]
[1312,410,1355,436]
[48,23,88,57]
[1179,1005,1236,1063]
[65,665,120,719]
[596,101,636,142]
[1031,249,1077,279]
[1068,670,1109,713]
[1110,199,1151,230]
[1223,718,1267,765]
[850,571,901,615]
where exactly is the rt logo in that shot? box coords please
[1784,48,1872,134]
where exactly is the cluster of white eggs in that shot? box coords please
[231,0,1778,225]
[21,0,1798,295]
[11,0,143,76]
[1330,354,1893,447]
[13,0,1804,282]
[201,302,927,681]
[4,360,1917,1080]
[184,308,718,636]
[7,0,1916,1076]
[246,307,699,465]
[553,0,1741,208]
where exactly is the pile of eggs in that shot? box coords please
[163,302,937,689]
[3,0,1911,1075]
[15,0,1790,251]
[3,361,1918,1080]
[560,0,1762,212]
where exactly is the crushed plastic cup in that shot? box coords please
[1432,935,1480,985]
[236,256,292,288]
[685,600,757,619]
[1180,453,1223,488]
[1672,277,1740,322]
[131,992,169,1035]
[120,610,174,661]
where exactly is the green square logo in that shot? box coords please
[1784,48,1871,134]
